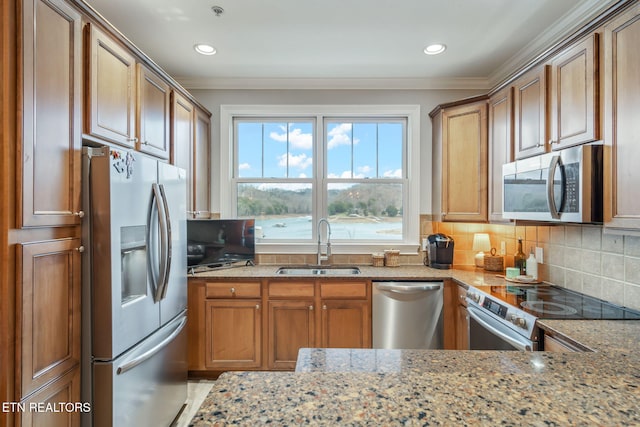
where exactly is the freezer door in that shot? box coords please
[90,149,161,359]
[92,312,188,427]
[157,162,188,325]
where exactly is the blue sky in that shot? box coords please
[236,121,403,180]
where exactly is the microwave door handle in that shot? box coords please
[158,184,172,300]
[547,155,562,219]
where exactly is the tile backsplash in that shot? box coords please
[424,218,640,311]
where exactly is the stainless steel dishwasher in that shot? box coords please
[372,281,444,349]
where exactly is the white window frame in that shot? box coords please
[220,104,421,255]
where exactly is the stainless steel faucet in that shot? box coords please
[317,218,332,265]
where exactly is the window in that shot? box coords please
[221,105,420,253]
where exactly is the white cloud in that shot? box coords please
[383,169,403,178]
[327,123,359,149]
[269,126,312,150]
[278,153,313,170]
[357,165,372,174]
[239,162,251,170]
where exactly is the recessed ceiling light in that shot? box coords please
[424,44,446,55]
[194,44,217,56]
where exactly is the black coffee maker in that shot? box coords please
[426,233,454,269]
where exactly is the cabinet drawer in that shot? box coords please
[268,282,314,298]
[320,282,367,298]
[206,282,261,298]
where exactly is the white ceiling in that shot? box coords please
[84,0,616,90]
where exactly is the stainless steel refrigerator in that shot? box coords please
[81,145,188,427]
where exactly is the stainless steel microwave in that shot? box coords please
[502,144,603,223]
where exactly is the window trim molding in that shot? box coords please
[219,104,421,254]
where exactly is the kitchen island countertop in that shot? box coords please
[189,265,640,426]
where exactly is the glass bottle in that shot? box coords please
[514,238,526,275]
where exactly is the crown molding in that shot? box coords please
[177,77,492,91]
[488,0,621,88]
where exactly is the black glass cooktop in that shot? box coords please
[472,284,640,320]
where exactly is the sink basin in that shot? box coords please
[276,266,361,276]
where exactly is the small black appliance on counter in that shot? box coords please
[426,233,454,269]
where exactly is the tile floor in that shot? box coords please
[174,381,214,427]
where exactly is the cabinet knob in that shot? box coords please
[309,305,314,311]
[75,246,85,253]
[230,287,236,294]
[141,140,149,145]
[548,139,558,145]
[127,136,139,143]
[74,211,85,218]
[322,304,327,310]
[255,304,260,310]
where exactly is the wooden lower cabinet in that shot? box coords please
[320,300,370,348]
[16,238,81,400]
[188,278,372,374]
[205,300,262,369]
[17,367,81,427]
[455,285,469,350]
[268,300,315,370]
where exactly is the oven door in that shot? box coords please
[467,305,536,351]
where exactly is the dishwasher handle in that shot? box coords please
[374,282,443,294]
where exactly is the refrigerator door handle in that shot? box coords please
[147,183,169,302]
[158,184,172,300]
[115,315,187,375]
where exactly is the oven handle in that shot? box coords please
[467,304,533,351]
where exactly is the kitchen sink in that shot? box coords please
[276,266,361,275]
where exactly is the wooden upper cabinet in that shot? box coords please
[86,23,137,147]
[549,33,599,150]
[603,4,640,230]
[513,64,548,159]
[192,107,212,218]
[136,64,171,159]
[20,0,82,228]
[16,238,81,399]
[171,91,195,208]
[434,100,488,222]
[488,87,513,222]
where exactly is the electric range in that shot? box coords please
[465,283,640,347]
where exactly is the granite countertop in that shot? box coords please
[188,263,506,288]
[189,266,640,426]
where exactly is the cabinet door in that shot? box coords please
[86,23,137,147]
[20,0,82,227]
[171,91,194,209]
[441,101,488,222]
[268,300,315,370]
[205,300,262,369]
[320,300,371,348]
[18,367,81,427]
[549,33,599,150]
[488,88,513,222]
[603,4,640,230]
[137,64,170,159]
[513,65,548,159]
[16,238,81,399]
[192,107,211,218]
